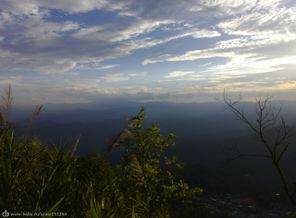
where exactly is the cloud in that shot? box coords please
[165,71,195,78]
[142,0,296,93]
[0,1,171,73]
[0,5,222,74]
[1,0,296,104]
[100,72,147,83]
[125,28,221,53]
[142,49,234,64]
[75,63,118,70]
[127,0,259,21]
[73,19,174,42]
[1,0,128,15]
[0,0,244,74]
[218,6,296,37]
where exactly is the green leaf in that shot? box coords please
[88,197,102,218]
[46,197,64,213]
[131,206,136,218]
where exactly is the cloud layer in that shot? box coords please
[0,0,296,104]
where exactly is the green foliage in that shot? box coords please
[114,107,202,217]
[0,106,201,217]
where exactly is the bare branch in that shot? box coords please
[226,153,271,163]
[226,144,271,163]
[224,92,296,205]
[223,92,258,134]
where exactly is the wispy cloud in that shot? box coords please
[165,71,195,78]
[100,72,147,83]
[1,0,296,104]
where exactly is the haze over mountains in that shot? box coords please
[10,100,296,195]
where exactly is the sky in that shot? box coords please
[0,0,296,105]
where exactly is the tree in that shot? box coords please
[111,107,202,217]
[224,93,296,206]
